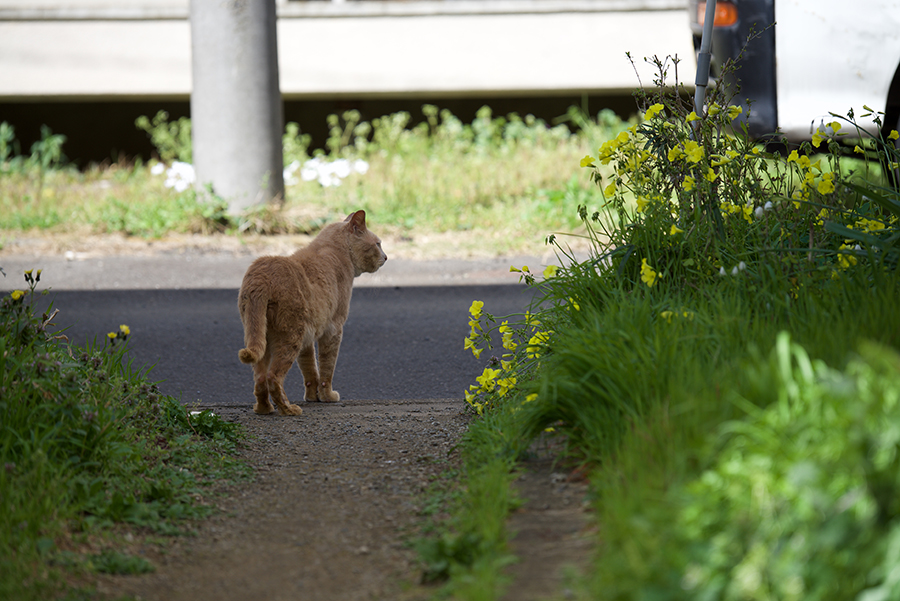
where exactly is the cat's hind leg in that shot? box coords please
[251,349,276,415]
[266,343,304,416]
[297,343,320,402]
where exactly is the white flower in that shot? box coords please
[150,162,165,175]
[738,261,747,271]
[764,201,773,212]
[754,206,765,220]
[719,267,727,276]
[319,173,341,188]
[164,161,195,192]
[332,159,351,179]
[283,160,301,185]
[296,156,368,188]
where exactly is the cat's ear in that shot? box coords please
[347,210,367,234]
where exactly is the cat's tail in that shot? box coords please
[238,289,267,365]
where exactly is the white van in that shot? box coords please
[688,0,900,141]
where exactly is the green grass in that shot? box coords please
[0,105,633,254]
[436,267,900,600]
[0,273,248,600]
[425,69,900,598]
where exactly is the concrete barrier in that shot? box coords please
[0,0,693,100]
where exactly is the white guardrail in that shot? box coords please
[0,0,692,100]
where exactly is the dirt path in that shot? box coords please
[95,399,593,601]
[100,400,466,601]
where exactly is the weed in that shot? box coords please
[1,104,626,249]
[445,51,900,598]
[0,269,247,600]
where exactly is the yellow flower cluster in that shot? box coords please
[464,300,485,359]
[462,298,554,415]
[526,330,550,360]
[640,258,659,287]
[787,150,836,202]
[721,202,753,223]
[107,324,131,346]
[660,309,695,323]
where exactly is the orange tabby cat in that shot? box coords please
[237,210,387,416]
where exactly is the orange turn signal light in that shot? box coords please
[697,1,739,28]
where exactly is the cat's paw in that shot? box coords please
[253,401,277,415]
[304,382,318,402]
[318,389,340,403]
[277,403,304,416]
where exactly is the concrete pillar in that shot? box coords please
[190,0,284,213]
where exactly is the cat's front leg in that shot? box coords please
[316,329,342,402]
[317,380,340,403]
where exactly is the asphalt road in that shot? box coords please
[40,285,535,407]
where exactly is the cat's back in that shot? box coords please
[240,254,309,298]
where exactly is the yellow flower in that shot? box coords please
[741,205,753,223]
[660,310,674,323]
[615,131,630,145]
[727,105,743,120]
[568,297,580,311]
[636,196,650,212]
[579,155,595,168]
[854,145,864,154]
[682,176,695,192]
[497,376,517,397]
[817,172,835,194]
[107,332,117,340]
[476,367,501,392]
[644,103,665,120]
[604,182,617,197]
[707,104,721,116]
[683,140,704,163]
[668,145,684,161]
[811,132,824,148]
[685,111,700,123]
[502,332,518,351]
[524,393,538,403]
[787,150,799,163]
[858,218,885,232]
[119,324,130,336]
[827,121,842,133]
[837,244,857,269]
[526,331,551,359]
[669,224,684,236]
[10,289,25,301]
[705,168,717,182]
[640,258,658,288]
[469,300,484,317]
[543,265,558,279]
[890,130,900,141]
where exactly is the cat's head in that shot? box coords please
[344,210,387,275]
